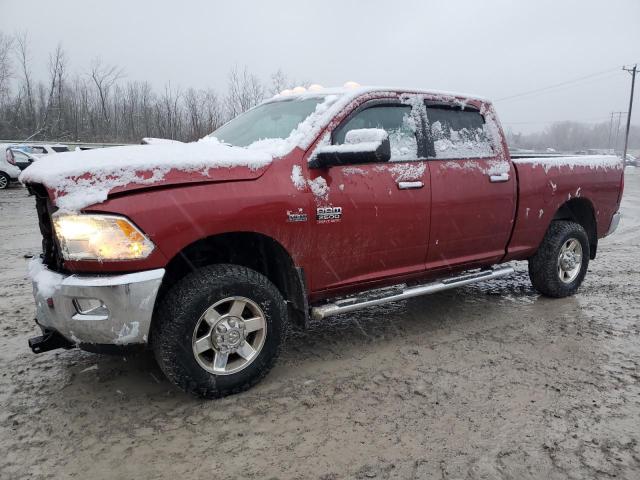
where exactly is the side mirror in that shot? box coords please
[309,128,391,168]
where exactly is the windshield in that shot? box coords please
[209,97,325,147]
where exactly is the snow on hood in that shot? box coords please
[20,138,273,211]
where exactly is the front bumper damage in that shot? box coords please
[29,259,165,352]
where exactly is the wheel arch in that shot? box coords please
[158,232,309,329]
[552,198,598,259]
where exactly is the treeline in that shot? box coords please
[506,120,639,153]
[1,31,637,150]
[0,32,298,143]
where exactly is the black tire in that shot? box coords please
[151,264,287,398]
[528,220,589,298]
[0,172,10,190]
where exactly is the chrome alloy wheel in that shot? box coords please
[0,175,8,189]
[557,238,583,284]
[192,296,267,375]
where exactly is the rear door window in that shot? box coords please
[28,146,48,155]
[425,105,493,159]
[333,105,418,161]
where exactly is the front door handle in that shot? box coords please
[398,181,424,190]
[489,173,510,183]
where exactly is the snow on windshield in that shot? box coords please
[210,97,326,149]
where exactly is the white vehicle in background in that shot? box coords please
[0,147,21,189]
[26,144,70,156]
[0,143,70,189]
[624,154,638,167]
[7,147,40,170]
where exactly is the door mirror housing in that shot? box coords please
[309,128,391,168]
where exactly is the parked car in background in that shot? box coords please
[25,144,70,156]
[7,147,40,170]
[0,147,21,189]
[624,154,638,167]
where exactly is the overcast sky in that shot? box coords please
[1,0,639,133]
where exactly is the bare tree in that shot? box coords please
[14,31,36,136]
[269,68,290,96]
[225,66,265,118]
[39,44,67,137]
[0,32,13,102]
[202,88,224,134]
[89,57,124,125]
[268,68,308,96]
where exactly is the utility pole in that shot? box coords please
[614,111,626,153]
[622,64,637,162]
[608,112,615,151]
[607,112,616,151]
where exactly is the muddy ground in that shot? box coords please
[1,169,639,480]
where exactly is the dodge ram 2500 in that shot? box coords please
[21,85,624,398]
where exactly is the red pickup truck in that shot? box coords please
[22,85,624,398]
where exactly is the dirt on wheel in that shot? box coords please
[1,168,639,479]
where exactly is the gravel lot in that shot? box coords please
[1,168,639,479]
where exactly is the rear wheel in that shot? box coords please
[152,264,287,398]
[528,220,589,298]
[0,172,10,190]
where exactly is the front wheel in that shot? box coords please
[152,264,287,398]
[0,172,10,190]
[528,220,589,298]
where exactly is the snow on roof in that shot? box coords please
[269,85,489,103]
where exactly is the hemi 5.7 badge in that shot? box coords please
[316,206,342,223]
[287,209,308,222]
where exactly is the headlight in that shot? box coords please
[52,213,155,261]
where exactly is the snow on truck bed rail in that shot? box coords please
[513,155,623,173]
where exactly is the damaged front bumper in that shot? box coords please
[30,259,164,351]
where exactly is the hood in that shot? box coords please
[20,139,274,212]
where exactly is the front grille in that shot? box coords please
[28,184,64,271]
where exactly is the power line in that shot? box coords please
[495,66,623,103]
[608,111,627,151]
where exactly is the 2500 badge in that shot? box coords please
[316,206,342,223]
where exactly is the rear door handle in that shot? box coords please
[398,181,424,190]
[489,173,510,183]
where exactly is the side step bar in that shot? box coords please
[311,266,514,320]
